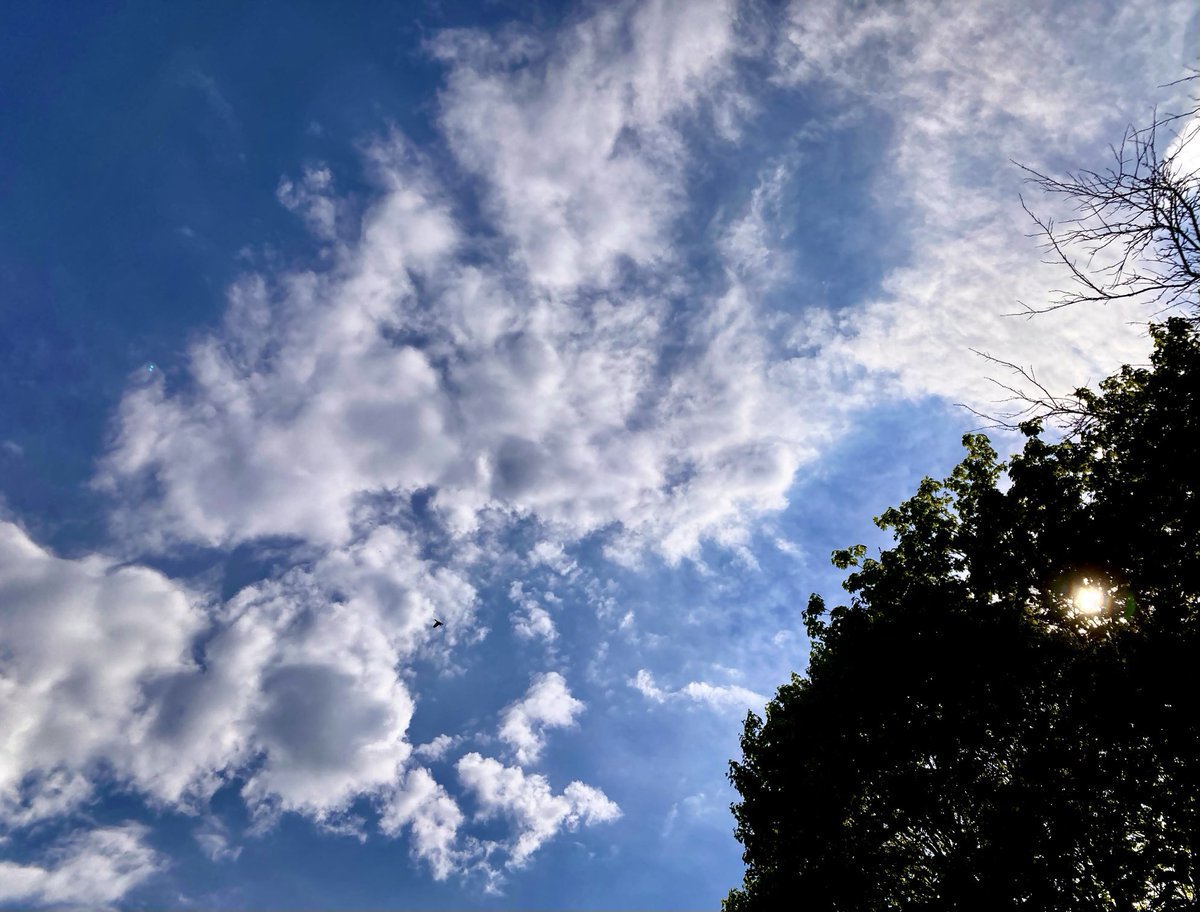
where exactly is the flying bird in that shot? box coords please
[431,619,444,629]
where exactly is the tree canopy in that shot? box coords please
[727,322,1200,909]
[726,102,1200,911]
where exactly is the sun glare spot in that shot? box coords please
[1073,584,1105,615]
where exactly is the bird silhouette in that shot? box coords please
[431,619,444,629]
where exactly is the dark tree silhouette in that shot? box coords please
[727,322,1200,910]
[726,101,1200,911]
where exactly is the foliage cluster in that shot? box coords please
[726,318,1200,910]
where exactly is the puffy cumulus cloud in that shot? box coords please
[244,660,411,817]
[432,0,743,290]
[35,0,815,886]
[0,824,162,907]
[412,734,461,763]
[773,0,1199,413]
[631,669,766,712]
[508,581,558,644]
[128,525,474,817]
[0,518,474,843]
[97,3,827,568]
[498,672,584,766]
[0,521,202,820]
[96,157,462,551]
[379,767,465,880]
[456,753,620,868]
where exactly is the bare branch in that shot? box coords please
[1012,89,1200,319]
[960,350,1098,434]
[972,87,1199,432]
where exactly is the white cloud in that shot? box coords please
[720,162,791,286]
[498,672,584,766]
[456,753,619,868]
[661,790,724,840]
[679,680,767,710]
[432,0,742,290]
[96,197,460,552]
[194,818,242,864]
[773,0,1198,414]
[25,0,1192,892]
[528,540,577,576]
[379,767,465,880]
[631,668,765,712]
[97,146,813,564]
[277,166,339,242]
[413,734,460,763]
[0,824,162,907]
[0,521,202,819]
[631,669,667,702]
[96,2,828,572]
[1166,109,1200,184]
[33,1,806,882]
[508,581,558,644]
[132,525,474,817]
[0,519,474,831]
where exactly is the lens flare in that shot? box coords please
[1073,585,1105,614]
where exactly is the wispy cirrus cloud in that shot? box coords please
[772,0,1199,411]
[631,668,766,713]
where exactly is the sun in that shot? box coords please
[1072,584,1105,615]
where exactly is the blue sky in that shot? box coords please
[1,0,1197,908]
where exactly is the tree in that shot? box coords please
[726,322,1200,910]
[726,102,1200,911]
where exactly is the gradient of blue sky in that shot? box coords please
[1,1,1197,908]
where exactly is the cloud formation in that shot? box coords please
[433,0,742,290]
[498,672,585,766]
[0,825,161,907]
[12,9,754,870]
[0,521,201,818]
[774,0,1199,407]
[379,767,466,880]
[508,581,558,644]
[631,669,766,712]
[4,0,1195,902]
[0,519,472,839]
[96,0,818,568]
[277,166,340,242]
[456,753,620,868]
